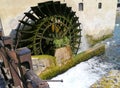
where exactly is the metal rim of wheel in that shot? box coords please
[15,1,82,55]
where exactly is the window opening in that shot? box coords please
[98,2,102,9]
[79,3,83,11]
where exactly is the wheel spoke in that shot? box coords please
[15,1,82,55]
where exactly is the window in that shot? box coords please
[79,3,83,11]
[98,2,102,9]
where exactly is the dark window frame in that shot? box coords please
[79,3,84,11]
[98,2,102,9]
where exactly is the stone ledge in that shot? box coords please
[91,70,120,88]
[39,44,105,79]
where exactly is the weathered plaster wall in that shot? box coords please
[0,0,49,35]
[65,0,117,39]
[0,0,117,39]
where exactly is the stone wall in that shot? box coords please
[32,55,56,75]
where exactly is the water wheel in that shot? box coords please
[15,1,82,55]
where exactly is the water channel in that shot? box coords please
[48,12,120,88]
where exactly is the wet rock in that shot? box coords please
[32,55,56,75]
[91,70,120,88]
[54,45,72,66]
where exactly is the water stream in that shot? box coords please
[48,13,120,88]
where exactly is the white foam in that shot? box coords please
[116,24,120,26]
[48,57,114,88]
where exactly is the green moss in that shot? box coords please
[32,55,56,59]
[39,44,105,80]
[32,55,56,66]
[53,36,70,48]
[39,66,60,80]
[86,34,113,46]
[73,44,105,65]
[39,59,75,79]
[117,12,120,16]
[91,70,120,88]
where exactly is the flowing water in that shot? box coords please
[48,13,120,88]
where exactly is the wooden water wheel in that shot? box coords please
[15,1,82,55]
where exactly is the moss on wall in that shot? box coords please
[32,55,56,66]
[86,34,113,46]
[38,44,105,80]
[117,11,120,16]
